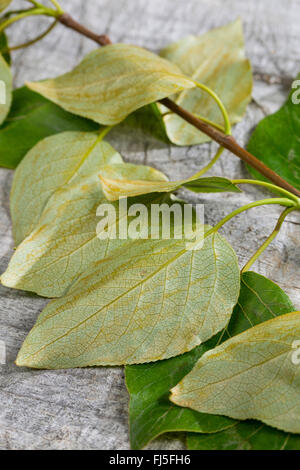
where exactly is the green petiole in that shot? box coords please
[242,206,296,273]
[205,197,298,239]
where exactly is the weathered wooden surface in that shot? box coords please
[0,0,299,450]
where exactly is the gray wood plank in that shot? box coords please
[0,0,299,450]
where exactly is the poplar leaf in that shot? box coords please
[0,51,12,125]
[0,0,12,12]
[0,87,98,169]
[126,271,295,449]
[159,19,252,145]
[15,230,240,369]
[99,163,241,201]
[247,74,300,191]
[172,311,300,434]
[27,44,195,125]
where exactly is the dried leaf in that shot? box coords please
[99,163,241,201]
[15,229,240,368]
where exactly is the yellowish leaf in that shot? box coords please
[27,44,195,126]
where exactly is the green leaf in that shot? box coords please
[99,163,241,201]
[187,421,300,450]
[172,311,300,434]
[0,87,98,169]
[247,75,300,191]
[15,227,240,368]
[0,0,12,12]
[159,19,252,145]
[123,103,169,144]
[0,50,12,125]
[0,32,10,65]
[27,44,195,126]
[126,271,295,449]
[126,344,235,450]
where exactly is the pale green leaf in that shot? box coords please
[27,44,195,126]
[0,0,12,12]
[9,131,122,246]
[99,163,241,201]
[126,271,295,449]
[15,229,240,368]
[159,19,252,145]
[172,311,300,434]
[187,422,300,450]
[2,132,170,297]
[0,52,12,125]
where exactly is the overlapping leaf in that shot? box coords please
[27,44,195,125]
[126,271,295,449]
[9,131,123,245]
[247,75,300,191]
[99,163,241,201]
[0,49,12,125]
[159,19,253,145]
[187,422,300,450]
[15,227,240,368]
[172,311,300,433]
[0,87,98,169]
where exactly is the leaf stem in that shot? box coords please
[192,146,224,178]
[184,81,231,178]
[242,207,296,273]
[6,20,58,52]
[0,7,60,33]
[205,198,297,239]
[233,179,300,205]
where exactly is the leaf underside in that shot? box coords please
[172,311,300,434]
[99,163,241,201]
[14,227,240,369]
[27,44,195,126]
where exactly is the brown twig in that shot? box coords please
[57,13,300,198]
[59,13,111,46]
